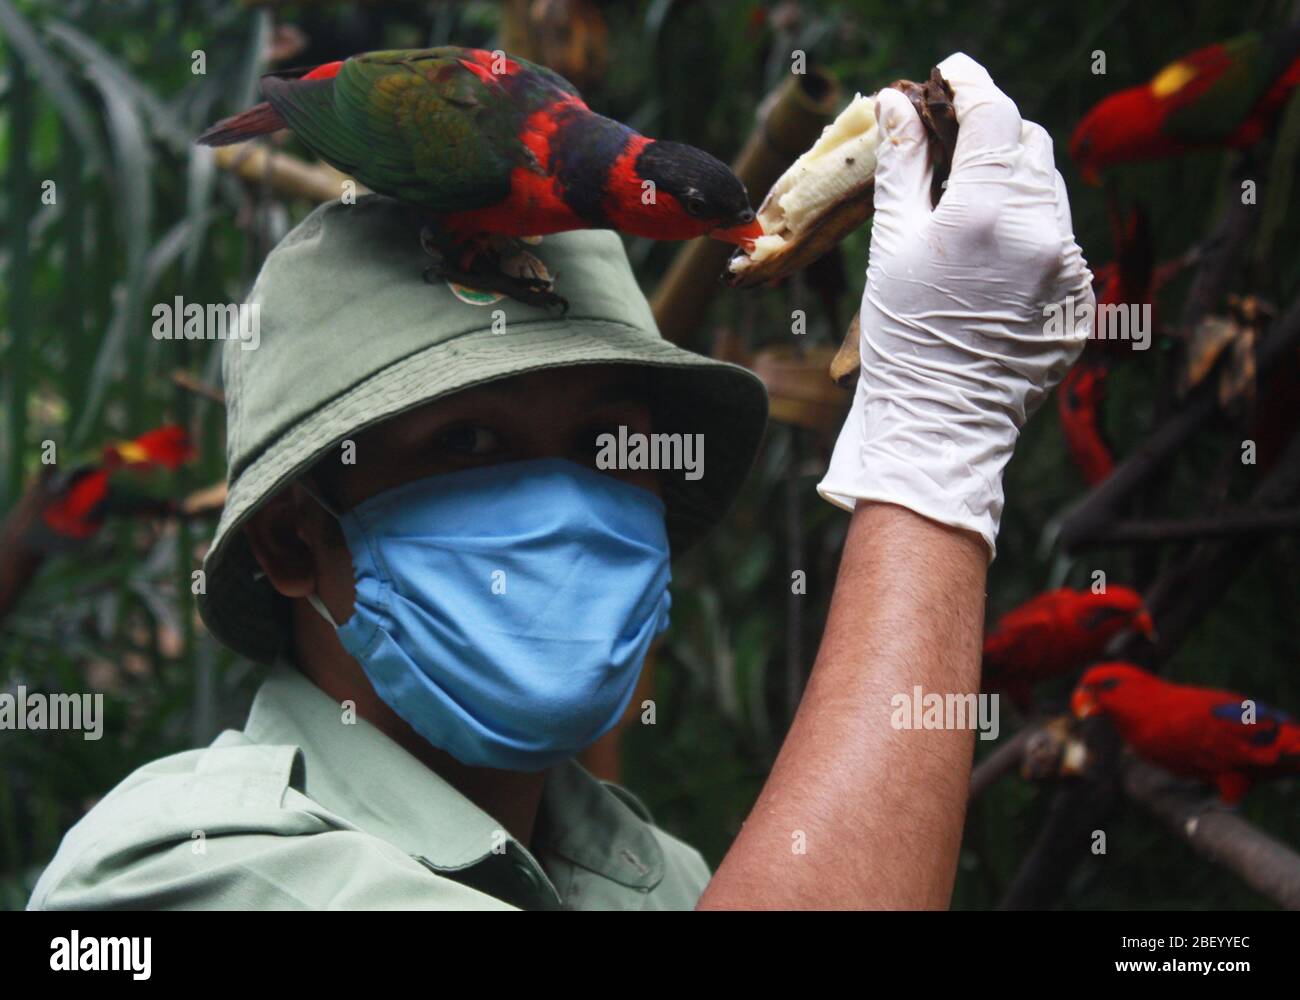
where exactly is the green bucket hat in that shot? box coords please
[198,195,769,664]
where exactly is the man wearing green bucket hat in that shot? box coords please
[30,54,1092,910]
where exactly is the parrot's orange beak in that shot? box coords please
[711,218,764,253]
[1135,610,1157,642]
[1071,686,1099,719]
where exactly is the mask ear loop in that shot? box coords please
[296,476,343,519]
[250,476,344,629]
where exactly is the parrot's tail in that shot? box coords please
[196,102,287,146]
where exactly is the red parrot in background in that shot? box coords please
[1056,204,1157,485]
[198,47,761,307]
[983,586,1156,710]
[1090,203,1157,354]
[1071,26,1300,183]
[1073,663,1300,804]
[1058,361,1114,485]
[41,426,196,540]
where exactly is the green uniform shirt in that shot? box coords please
[28,663,711,910]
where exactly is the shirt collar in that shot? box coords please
[242,662,665,894]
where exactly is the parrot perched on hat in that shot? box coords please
[198,47,762,308]
[1070,26,1300,183]
[1073,663,1300,804]
[983,586,1156,711]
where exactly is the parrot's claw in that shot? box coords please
[423,259,568,313]
[419,225,566,311]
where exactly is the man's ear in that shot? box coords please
[243,485,327,599]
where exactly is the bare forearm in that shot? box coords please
[699,502,986,909]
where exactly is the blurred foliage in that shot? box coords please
[1,0,1298,910]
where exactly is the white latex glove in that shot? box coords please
[818,52,1095,561]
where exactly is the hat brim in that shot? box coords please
[198,318,769,664]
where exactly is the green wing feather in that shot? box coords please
[1162,33,1287,143]
[1159,30,1300,143]
[262,48,573,214]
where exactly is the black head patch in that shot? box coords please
[635,140,755,228]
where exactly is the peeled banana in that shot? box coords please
[729,92,881,281]
[725,69,957,293]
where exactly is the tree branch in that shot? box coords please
[1122,759,1300,910]
[1059,288,1300,552]
[1079,507,1300,545]
[969,726,1037,802]
[1057,156,1285,554]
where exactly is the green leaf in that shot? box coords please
[71,62,153,446]
[45,20,191,154]
[0,0,104,171]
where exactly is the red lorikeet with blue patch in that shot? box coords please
[1073,663,1300,804]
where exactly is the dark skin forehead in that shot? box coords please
[310,364,659,511]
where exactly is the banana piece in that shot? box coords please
[723,68,958,388]
[733,93,881,276]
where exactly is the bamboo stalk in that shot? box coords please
[171,370,226,405]
[650,69,840,346]
[210,143,366,204]
[178,481,228,517]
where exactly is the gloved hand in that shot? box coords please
[818,52,1095,560]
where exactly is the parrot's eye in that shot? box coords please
[684,193,707,217]
[1094,677,1121,692]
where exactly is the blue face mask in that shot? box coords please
[303,457,672,772]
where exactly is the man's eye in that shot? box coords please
[437,425,502,456]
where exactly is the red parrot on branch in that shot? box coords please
[41,425,196,540]
[1070,27,1300,183]
[1073,663,1300,804]
[983,586,1156,710]
[198,48,761,307]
